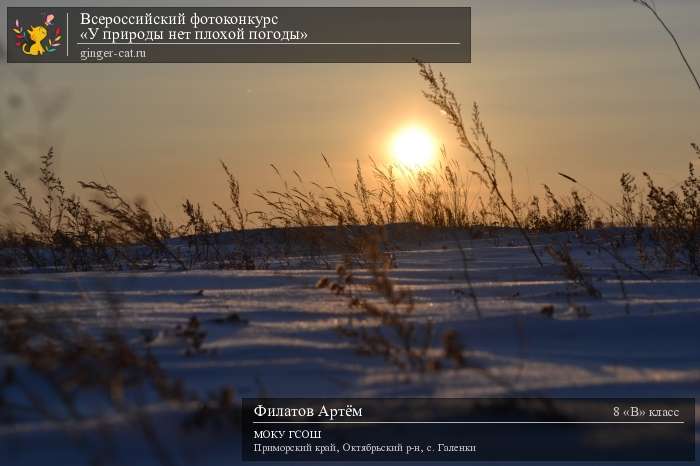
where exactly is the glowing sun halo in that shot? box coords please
[391,126,437,169]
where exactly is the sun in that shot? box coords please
[391,125,437,169]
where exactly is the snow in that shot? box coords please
[0,229,698,465]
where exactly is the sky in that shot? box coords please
[1,0,699,224]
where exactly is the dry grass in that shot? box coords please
[545,243,602,298]
[644,163,700,273]
[0,303,240,465]
[316,233,497,376]
[0,58,697,283]
[0,6,698,464]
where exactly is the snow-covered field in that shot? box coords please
[1,230,698,465]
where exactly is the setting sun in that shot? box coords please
[390,125,437,169]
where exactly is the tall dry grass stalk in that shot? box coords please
[633,0,700,93]
[417,61,544,266]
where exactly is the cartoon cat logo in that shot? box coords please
[23,25,49,56]
[13,14,62,57]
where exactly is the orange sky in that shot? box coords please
[2,0,699,224]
